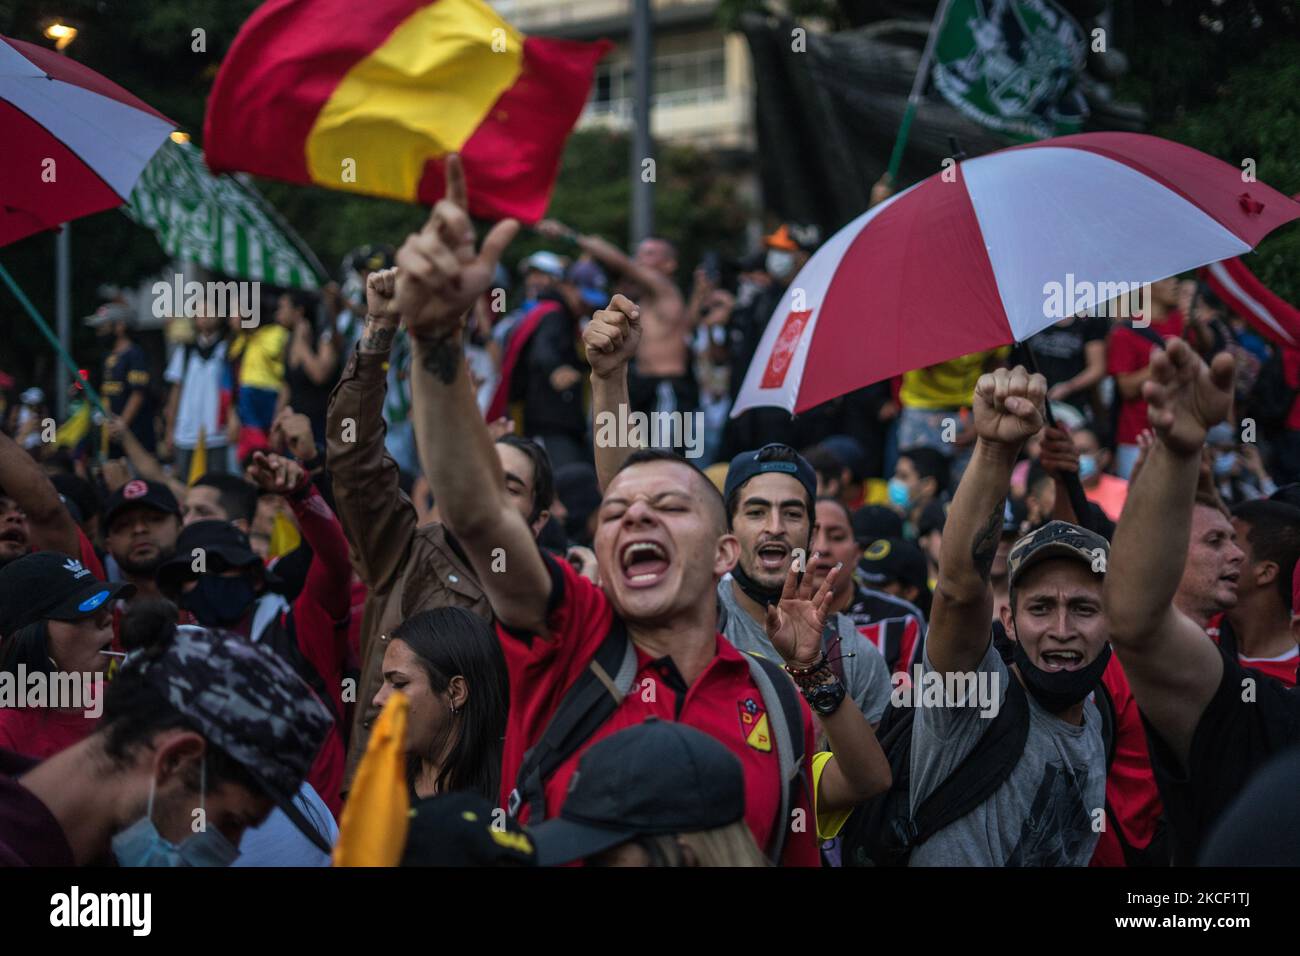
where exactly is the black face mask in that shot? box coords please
[179,576,257,628]
[1011,633,1112,714]
[731,561,784,607]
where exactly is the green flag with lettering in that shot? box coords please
[932,0,1089,142]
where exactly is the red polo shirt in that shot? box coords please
[498,553,820,866]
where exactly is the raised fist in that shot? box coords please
[582,294,642,379]
[1142,338,1235,457]
[973,366,1047,448]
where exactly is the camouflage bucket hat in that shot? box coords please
[123,625,334,853]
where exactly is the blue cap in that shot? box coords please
[723,443,817,505]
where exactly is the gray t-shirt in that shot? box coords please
[908,641,1106,866]
[716,576,893,724]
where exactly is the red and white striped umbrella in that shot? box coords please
[0,35,174,247]
[733,133,1300,417]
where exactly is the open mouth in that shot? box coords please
[755,541,789,572]
[1040,649,1085,672]
[0,528,26,547]
[619,540,670,588]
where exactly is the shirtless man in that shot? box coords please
[535,219,694,428]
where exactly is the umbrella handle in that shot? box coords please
[1020,341,1095,532]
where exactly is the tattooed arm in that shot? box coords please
[398,155,550,634]
[928,367,1046,675]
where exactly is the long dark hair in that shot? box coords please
[389,607,508,801]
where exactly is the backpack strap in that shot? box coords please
[1121,320,1169,351]
[907,673,1031,849]
[507,620,637,821]
[743,652,808,865]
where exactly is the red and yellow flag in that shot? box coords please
[203,0,609,223]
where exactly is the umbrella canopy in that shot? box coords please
[733,132,1300,418]
[0,35,174,247]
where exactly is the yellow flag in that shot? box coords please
[268,508,302,558]
[333,691,410,867]
[187,427,208,486]
[55,403,90,448]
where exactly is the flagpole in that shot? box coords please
[0,262,107,416]
[886,0,954,182]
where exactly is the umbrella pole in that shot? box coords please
[0,261,108,417]
[1020,341,1095,531]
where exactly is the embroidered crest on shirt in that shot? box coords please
[738,698,771,752]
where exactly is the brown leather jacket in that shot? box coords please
[327,344,491,784]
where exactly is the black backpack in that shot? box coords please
[507,620,810,865]
[841,627,1119,867]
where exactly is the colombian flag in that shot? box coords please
[203,0,609,223]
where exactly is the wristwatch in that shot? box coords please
[803,679,846,716]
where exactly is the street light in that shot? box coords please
[170,131,191,144]
[44,19,78,418]
[43,22,78,50]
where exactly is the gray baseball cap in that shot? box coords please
[122,625,335,853]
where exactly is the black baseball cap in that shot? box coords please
[724,444,816,506]
[122,625,334,853]
[157,520,282,593]
[916,499,949,538]
[528,718,746,866]
[858,537,928,592]
[1006,520,1109,589]
[852,504,904,546]
[103,479,180,531]
[0,551,134,637]
[402,792,537,867]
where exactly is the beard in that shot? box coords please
[115,545,173,578]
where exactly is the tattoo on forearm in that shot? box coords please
[359,322,395,353]
[971,505,1002,583]
[418,334,463,385]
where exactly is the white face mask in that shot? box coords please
[765,250,796,280]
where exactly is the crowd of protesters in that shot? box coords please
[2,156,1300,867]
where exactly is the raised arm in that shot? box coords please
[930,367,1046,675]
[0,428,78,558]
[1103,339,1235,767]
[766,563,891,809]
[536,219,678,304]
[399,155,549,633]
[584,294,642,491]
[324,268,418,592]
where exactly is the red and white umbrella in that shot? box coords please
[0,35,174,247]
[733,133,1300,417]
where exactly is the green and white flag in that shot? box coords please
[124,140,326,289]
[932,0,1088,142]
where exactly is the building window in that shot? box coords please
[587,46,727,119]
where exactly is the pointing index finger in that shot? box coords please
[444,153,468,211]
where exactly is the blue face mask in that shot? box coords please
[179,575,257,628]
[1078,454,1098,481]
[1213,452,1238,477]
[887,477,912,510]
[112,758,241,867]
